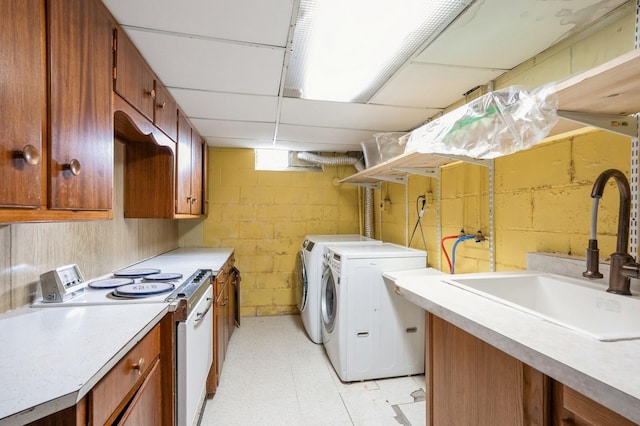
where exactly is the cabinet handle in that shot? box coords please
[62,159,81,176]
[13,144,40,166]
[191,197,197,204]
[131,357,145,376]
[146,88,156,99]
[157,101,166,110]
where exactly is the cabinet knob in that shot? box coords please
[146,88,156,99]
[132,357,145,376]
[62,159,81,176]
[191,197,197,204]
[13,144,40,166]
[157,101,166,110]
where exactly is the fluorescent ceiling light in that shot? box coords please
[284,0,471,103]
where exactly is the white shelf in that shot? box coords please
[341,49,640,186]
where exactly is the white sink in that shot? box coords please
[443,272,640,341]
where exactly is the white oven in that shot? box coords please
[176,278,213,426]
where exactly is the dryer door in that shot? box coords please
[321,263,337,333]
[296,249,309,312]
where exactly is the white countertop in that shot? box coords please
[384,269,640,424]
[0,246,234,424]
[0,304,169,425]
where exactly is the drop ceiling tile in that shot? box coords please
[277,124,374,151]
[415,0,629,69]
[203,137,273,149]
[371,63,505,108]
[204,137,352,153]
[170,89,278,122]
[190,118,276,140]
[102,0,293,46]
[125,28,284,95]
[280,98,439,132]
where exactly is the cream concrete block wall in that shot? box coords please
[202,148,361,317]
[371,9,635,275]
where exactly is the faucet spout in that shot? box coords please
[583,169,635,295]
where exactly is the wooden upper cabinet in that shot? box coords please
[113,28,177,142]
[176,111,206,216]
[191,137,205,215]
[113,28,155,122]
[153,83,178,141]
[0,0,45,208]
[48,0,113,210]
[176,111,193,215]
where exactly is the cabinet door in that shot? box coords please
[176,111,193,214]
[114,28,155,121]
[0,0,44,207]
[429,315,547,426]
[190,136,204,215]
[48,0,113,210]
[118,360,162,426]
[153,82,177,141]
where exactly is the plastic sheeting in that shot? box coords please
[405,84,559,159]
[361,132,407,168]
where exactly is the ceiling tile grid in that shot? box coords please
[102,0,632,152]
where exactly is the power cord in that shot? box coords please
[409,195,428,250]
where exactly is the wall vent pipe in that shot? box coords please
[297,152,373,238]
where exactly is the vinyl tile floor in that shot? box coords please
[200,315,426,426]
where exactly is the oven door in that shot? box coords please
[177,284,213,426]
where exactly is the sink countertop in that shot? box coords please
[387,270,640,424]
[0,246,235,425]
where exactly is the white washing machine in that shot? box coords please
[297,234,380,344]
[321,243,427,382]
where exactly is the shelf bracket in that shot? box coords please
[370,175,407,185]
[557,110,638,138]
[391,167,440,179]
[431,154,493,168]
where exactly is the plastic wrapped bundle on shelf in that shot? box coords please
[361,132,407,168]
[404,84,559,159]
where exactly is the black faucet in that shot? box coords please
[583,169,639,295]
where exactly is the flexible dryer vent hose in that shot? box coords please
[297,152,373,238]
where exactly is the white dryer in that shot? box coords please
[297,235,380,344]
[321,243,427,382]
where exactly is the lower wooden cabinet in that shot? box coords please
[428,314,548,426]
[552,382,637,426]
[207,253,238,396]
[427,314,637,426]
[29,315,174,426]
[90,324,161,425]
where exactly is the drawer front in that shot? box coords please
[91,324,161,425]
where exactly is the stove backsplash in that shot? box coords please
[0,140,179,314]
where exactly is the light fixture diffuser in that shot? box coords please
[284,0,472,103]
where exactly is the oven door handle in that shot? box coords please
[194,296,213,322]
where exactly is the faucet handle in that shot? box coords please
[583,239,604,279]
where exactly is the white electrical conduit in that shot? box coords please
[297,152,373,238]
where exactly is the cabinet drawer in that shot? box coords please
[90,325,161,425]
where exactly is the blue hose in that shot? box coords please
[451,235,475,274]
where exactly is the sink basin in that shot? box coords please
[443,272,640,341]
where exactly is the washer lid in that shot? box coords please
[113,282,175,298]
[113,268,161,278]
[143,272,183,282]
[89,277,134,289]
